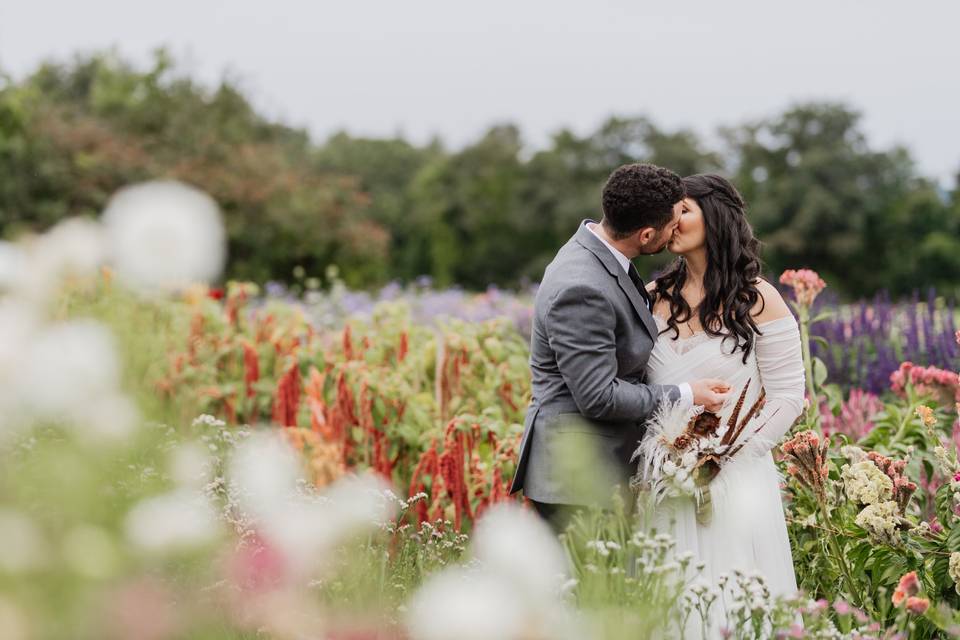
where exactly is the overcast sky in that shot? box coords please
[1,0,957,185]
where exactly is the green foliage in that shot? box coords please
[4,52,957,295]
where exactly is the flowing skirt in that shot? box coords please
[642,451,798,638]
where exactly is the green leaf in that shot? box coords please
[812,356,829,387]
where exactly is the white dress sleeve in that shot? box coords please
[741,315,806,456]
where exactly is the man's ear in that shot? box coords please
[636,227,656,245]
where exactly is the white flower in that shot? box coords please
[169,442,214,489]
[102,180,226,290]
[854,500,902,545]
[10,218,107,304]
[125,488,220,553]
[192,414,227,429]
[662,459,678,477]
[406,568,527,640]
[949,552,960,595]
[0,241,27,293]
[680,451,698,469]
[228,432,394,576]
[842,461,893,505]
[16,320,135,438]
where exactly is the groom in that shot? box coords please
[509,163,729,531]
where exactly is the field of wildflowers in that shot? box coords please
[2,181,960,639]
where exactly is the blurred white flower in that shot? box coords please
[125,488,220,554]
[0,241,27,293]
[0,508,47,572]
[18,320,128,432]
[406,568,526,640]
[6,218,107,304]
[228,431,396,578]
[0,301,37,432]
[471,503,569,609]
[102,180,226,290]
[169,442,214,489]
[72,392,140,441]
[229,431,303,520]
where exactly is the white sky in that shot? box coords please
[1,0,957,185]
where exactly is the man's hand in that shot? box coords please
[689,378,730,413]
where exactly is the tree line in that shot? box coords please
[1,50,958,298]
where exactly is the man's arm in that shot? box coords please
[545,284,680,421]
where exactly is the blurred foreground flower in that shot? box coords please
[406,502,573,640]
[0,316,138,439]
[227,431,396,581]
[125,488,220,555]
[102,180,226,291]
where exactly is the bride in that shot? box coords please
[641,174,805,634]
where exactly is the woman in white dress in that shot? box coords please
[642,174,805,635]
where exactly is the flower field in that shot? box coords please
[3,184,960,639]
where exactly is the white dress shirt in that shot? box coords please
[586,222,693,407]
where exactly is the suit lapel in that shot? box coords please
[574,221,659,341]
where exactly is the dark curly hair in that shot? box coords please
[601,163,684,240]
[652,174,764,363]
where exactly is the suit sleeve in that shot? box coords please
[545,284,680,421]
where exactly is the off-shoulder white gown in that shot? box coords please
[644,314,805,636]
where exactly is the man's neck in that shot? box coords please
[590,221,637,259]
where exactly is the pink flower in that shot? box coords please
[930,517,944,534]
[833,600,852,615]
[896,571,920,597]
[890,361,960,403]
[905,596,930,615]
[779,269,826,306]
[820,389,882,440]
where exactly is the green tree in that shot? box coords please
[724,102,960,297]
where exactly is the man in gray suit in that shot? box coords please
[509,163,729,531]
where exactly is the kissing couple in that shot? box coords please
[510,163,806,635]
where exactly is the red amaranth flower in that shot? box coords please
[779,269,826,306]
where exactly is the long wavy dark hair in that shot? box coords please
[652,174,764,363]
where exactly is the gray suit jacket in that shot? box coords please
[509,220,681,505]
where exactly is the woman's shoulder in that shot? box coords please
[751,278,793,324]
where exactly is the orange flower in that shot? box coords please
[892,588,906,607]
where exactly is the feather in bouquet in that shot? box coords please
[632,380,773,525]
